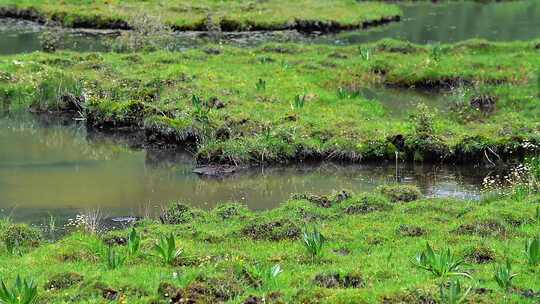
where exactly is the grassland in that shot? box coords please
[0,0,401,31]
[1,39,539,165]
[1,183,540,303]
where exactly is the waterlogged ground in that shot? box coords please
[0,114,488,223]
[0,1,539,303]
[0,0,539,54]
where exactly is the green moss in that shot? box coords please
[212,202,251,220]
[45,272,84,290]
[159,202,197,224]
[241,217,301,241]
[377,184,422,203]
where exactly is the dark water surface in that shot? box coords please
[0,114,490,224]
[0,1,539,54]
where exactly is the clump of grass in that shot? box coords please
[302,228,325,261]
[127,228,141,256]
[337,87,361,99]
[431,43,443,62]
[410,103,435,135]
[256,78,266,91]
[264,264,283,290]
[241,263,284,291]
[493,259,518,292]
[109,12,175,52]
[291,94,306,110]
[38,27,64,53]
[159,202,195,224]
[412,243,470,279]
[377,184,421,203]
[524,236,540,266]
[66,209,102,235]
[154,233,183,265]
[191,94,210,122]
[0,275,38,304]
[105,246,126,270]
[1,224,41,256]
[359,47,372,61]
[439,279,471,304]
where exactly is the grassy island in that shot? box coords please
[1,39,539,165]
[0,0,401,31]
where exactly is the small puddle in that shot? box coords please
[0,0,539,54]
[0,114,490,224]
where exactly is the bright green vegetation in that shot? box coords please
[0,0,401,31]
[1,39,539,165]
[1,182,540,303]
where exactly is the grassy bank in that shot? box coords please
[1,181,540,303]
[0,0,401,31]
[1,39,539,165]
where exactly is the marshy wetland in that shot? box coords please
[0,0,539,303]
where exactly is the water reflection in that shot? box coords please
[317,0,540,44]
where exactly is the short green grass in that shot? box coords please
[1,189,540,303]
[0,0,401,31]
[1,39,538,165]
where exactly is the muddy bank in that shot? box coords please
[171,15,401,33]
[22,109,538,168]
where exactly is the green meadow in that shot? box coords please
[1,182,540,303]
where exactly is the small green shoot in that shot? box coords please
[291,94,306,110]
[256,78,266,91]
[0,276,38,304]
[337,87,361,99]
[127,228,141,255]
[302,228,325,261]
[412,243,470,279]
[494,259,518,292]
[439,279,472,304]
[106,246,126,270]
[191,94,210,121]
[264,264,283,290]
[431,43,443,62]
[154,233,182,265]
[359,47,371,61]
[525,236,540,266]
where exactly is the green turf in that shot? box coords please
[1,186,539,303]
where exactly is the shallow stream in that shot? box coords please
[0,114,491,224]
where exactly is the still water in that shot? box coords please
[0,114,489,223]
[0,1,539,54]
[317,0,540,45]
